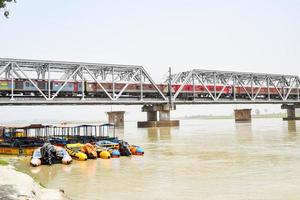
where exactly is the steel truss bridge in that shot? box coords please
[0,58,299,105]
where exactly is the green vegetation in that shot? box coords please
[0,0,16,18]
[0,158,9,166]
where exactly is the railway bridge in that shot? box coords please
[0,58,299,127]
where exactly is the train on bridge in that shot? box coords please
[0,78,299,100]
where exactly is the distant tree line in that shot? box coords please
[0,0,16,18]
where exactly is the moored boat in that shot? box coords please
[65,143,88,161]
[99,150,111,159]
[65,143,98,160]
[96,140,119,149]
[0,145,37,156]
[30,143,72,167]
[118,140,132,156]
[110,149,120,158]
[80,143,97,159]
[96,140,144,157]
[130,145,144,156]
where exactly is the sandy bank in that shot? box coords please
[0,165,70,200]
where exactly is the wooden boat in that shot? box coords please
[0,137,44,156]
[0,146,37,156]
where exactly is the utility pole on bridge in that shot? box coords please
[137,66,179,128]
[168,67,173,109]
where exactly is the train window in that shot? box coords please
[25,82,30,87]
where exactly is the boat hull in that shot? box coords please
[0,146,37,156]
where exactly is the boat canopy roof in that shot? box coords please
[0,124,52,129]
[99,123,115,127]
[0,123,115,129]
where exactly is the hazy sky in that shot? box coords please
[0,0,299,123]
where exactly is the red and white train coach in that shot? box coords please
[0,78,299,99]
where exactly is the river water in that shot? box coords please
[15,119,300,200]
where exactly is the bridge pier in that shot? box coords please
[147,111,158,121]
[281,104,300,120]
[137,104,179,128]
[234,109,252,122]
[106,111,125,127]
[159,110,170,121]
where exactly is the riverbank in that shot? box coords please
[0,158,70,200]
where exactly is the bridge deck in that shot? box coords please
[0,98,298,105]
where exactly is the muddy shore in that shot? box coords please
[0,163,70,200]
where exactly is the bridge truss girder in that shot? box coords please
[169,69,300,103]
[0,58,166,104]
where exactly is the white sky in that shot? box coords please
[0,0,299,123]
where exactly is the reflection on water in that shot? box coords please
[159,127,172,141]
[15,119,300,200]
[235,122,253,144]
[288,121,297,132]
[147,128,159,142]
[286,121,297,142]
[147,127,173,142]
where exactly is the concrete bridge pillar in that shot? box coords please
[287,107,296,119]
[106,111,125,127]
[147,111,158,121]
[159,110,170,121]
[281,104,300,120]
[137,104,179,128]
[234,109,252,122]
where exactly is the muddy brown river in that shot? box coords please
[15,119,300,200]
